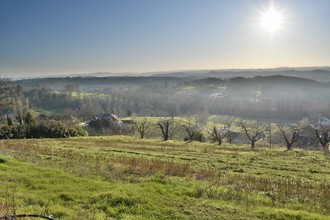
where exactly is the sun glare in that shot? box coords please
[261,10,283,33]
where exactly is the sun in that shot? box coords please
[261,9,283,33]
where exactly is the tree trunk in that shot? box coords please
[251,140,255,148]
[164,123,169,141]
[158,122,170,141]
[189,133,194,142]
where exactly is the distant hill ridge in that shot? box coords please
[190,74,329,88]
[11,67,330,81]
[12,73,330,92]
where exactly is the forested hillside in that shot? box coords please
[8,75,330,121]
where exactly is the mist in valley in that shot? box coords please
[8,68,330,123]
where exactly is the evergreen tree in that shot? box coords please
[6,114,13,126]
[127,109,132,117]
[19,115,23,125]
[25,112,36,126]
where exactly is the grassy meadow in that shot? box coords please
[0,136,329,219]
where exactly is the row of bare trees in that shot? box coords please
[132,117,329,152]
[240,121,329,151]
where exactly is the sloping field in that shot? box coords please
[0,136,329,219]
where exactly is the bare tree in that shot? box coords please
[240,121,269,148]
[315,126,329,152]
[168,119,181,140]
[277,124,301,150]
[157,118,176,141]
[133,117,153,139]
[181,117,202,142]
[208,126,228,146]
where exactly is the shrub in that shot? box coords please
[0,125,12,139]
[69,125,88,137]
[0,121,88,139]
[184,132,205,142]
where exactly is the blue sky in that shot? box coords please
[1,0,330,78]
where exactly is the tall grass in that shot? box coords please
[0,137,329,218]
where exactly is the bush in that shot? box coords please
[0,122,88,139]
[184,132,205,142]
[0,125,13,139]
[69,125,88,137]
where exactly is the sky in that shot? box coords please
[1,0,330,78]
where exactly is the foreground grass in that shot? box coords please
[0,136,329,219]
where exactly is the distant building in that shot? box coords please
[95,113,122,125]
[317,117,330,128]
[298,135,317,147]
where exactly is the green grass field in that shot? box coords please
[53,91,112,99]
[0,136,329,219]
[30,106,64,116]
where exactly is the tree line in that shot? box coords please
[88,116,329,152]
[0,111,87,139]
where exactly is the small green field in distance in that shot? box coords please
[30,106,64,116]
[0,136,329,219]
[71,92,111,99]
[52,91,112,99]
